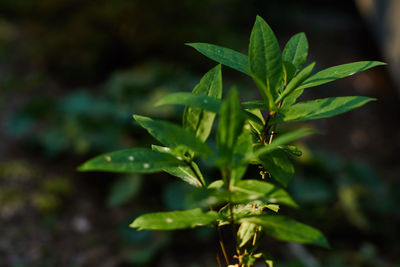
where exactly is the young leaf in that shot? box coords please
[296,61,386,91]
[134,115,213,157]
[278,62,315,105]
[152,145,205,187]
[157,92,263,125]
[217,89,245,166]
[78,148,184,173]
[271,96,375,124]
[187,43,249,75]
[258,149,295,187]
[241,215,330,248]
[249,16,283,110]
[183,65,222,142]
[282,32,309,71]
[130,208,219,230]
[233,179,298,208]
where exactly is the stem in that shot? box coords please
[187,159,230,265]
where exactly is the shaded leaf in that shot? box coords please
[249,16,282,110]
[107,175,142,207]
[78,148,184,173]
[217,89,245,166]
[282,32,309,70]
[259,149,294,187]
[271,96,375,124]
[130,208,219,230]
[233,179,298,208]
[183,65,222,142]
[187,43,249,75]
[134,115,213,157]
[241,215,330,248]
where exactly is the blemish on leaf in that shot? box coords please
[143,163,150,169]
[105,156,112,162]
[128,156,135,161]
[166,218,173,223]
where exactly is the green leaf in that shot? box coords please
[249,16,283,110]
[233,180,298,208]
[107,175,142,207]
[282,32,309,70]
[283,61,297,84]
[217,89,245,166]
[157,93,263,125]
[241,215,330,248]
[187,43,249,75]
[134,115,213,157]
[243,100,266,110]
[279,62,315,105]
[78,148,184,173]
[152,145,205,187]
[280,145,302,157]
[271,96,375,124]
[238,221,259,247]
[296,61,386,91]
[183,65,222,142]
[259,149,294,187]
[247,128,315,160]
[130,208,219,230]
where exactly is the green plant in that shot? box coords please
[78,16,385,266]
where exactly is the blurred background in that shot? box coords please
[1,0,399,266]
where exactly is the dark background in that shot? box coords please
[1,0,399,266]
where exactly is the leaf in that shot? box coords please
[130,208,219,230]
[183,65,222,142]
[271,96,375,124]
[296,61,386,91]
[187,43,249,75]
[282,32,309,70]
[280,145,302,157]
[249,16,283,110]
[134,115,213,157]
[231,127,253,185]
[247,128,315,160]
[238,221,259,247]
[243,100,266,110]
[152,145,205,187]
[241,215,330,248]
[283,61,297,85]
[157,93,263,125]
[107,175,142,207]
[259,149,294,187]
[279,62,315,105]
[217,89,245,166]
[78,148,184,173]
[233,179,298,208]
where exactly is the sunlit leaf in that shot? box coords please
[249,16,282,110]
[271,96,375,124]
[134,115,213,157]
[187,43,249,75]
[183,65,222,142]
[130,208,219,230]
[282,32,309,70]
[78,148,184,173]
